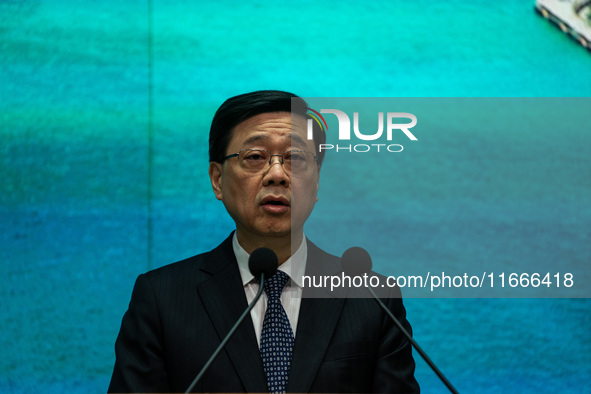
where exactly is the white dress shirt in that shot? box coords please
[233,233,307,347]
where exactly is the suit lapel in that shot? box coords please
[196,235,268,393]
[287,241,346,393]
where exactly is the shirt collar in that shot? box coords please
[233,233,307,288]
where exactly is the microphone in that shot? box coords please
[185,247,278,393]
[249,247,279,279]
[341,247,459,394]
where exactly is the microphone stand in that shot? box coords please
[366,286,459,394]
[185,273,265,393]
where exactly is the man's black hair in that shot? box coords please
[209,90,326,166]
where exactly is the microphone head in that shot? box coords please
[249,247,278,279]
[341,246,373,276]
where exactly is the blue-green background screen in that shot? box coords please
[1,1,590,392]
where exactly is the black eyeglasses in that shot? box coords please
[221,149,318,173]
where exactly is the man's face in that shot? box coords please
[209,112,320,244]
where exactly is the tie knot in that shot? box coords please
[263,271,289,300]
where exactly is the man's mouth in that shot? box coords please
[261,196,290,213]
[261,196,289,206]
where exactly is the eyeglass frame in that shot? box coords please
[221,148,319,172]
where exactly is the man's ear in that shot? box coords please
[315,166,321,202]
[209,162,223,201]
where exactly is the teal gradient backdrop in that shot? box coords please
[1,1,590,393]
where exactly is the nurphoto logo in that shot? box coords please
[306,107,418,153]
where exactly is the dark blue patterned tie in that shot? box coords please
[260,271,294,393]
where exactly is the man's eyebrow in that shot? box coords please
[290,134,308,148]
[242,135,268,146]
[240,133,309,149]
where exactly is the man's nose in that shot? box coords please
[263,155,289,186]
[268,154,284,167]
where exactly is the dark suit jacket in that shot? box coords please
[108,234,419,393]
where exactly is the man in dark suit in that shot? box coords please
[108,90,419,393]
